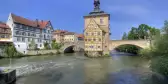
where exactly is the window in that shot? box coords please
[22,32,26,36]
[40,44,42,47]
[92,33,94,36]
[15,31,20,35]
[85,39,87,41]
[35,44,38,48]
[85,32,88,36]
[98,46,100,48]
[100,18,103,24]
[1,35,5,38]
[38,39,40,42]
[48,30,50,33]
[43,29,46,33]
[17,37,20,41]
[90,46,94,48]
[22,37,25,42]
[18,45,20,47]
[98,32,101,35]
[88,39,91,41]
[99,38,101,41]
[28,33,30,36]
[93,38,96,41]
[105,46,107,48]
[44,35,46,39]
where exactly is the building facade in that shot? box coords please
[52,30,67,43]
[0,22,12,42]
[0,22,12,50]
[84,0,110,57]
[6,13,54,54]
[64,32,77,43]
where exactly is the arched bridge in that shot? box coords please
[62,41,84,53]
[109,40,150,50]
[62,40,150,53]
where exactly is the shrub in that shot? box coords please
[139,48,153,59]
[151,56,168,76]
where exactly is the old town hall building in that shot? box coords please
[84,0,111,57]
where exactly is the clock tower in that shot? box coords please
[84,0,111,57]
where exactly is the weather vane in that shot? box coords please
[94,0,100,9]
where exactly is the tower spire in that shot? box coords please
[94,0,100,12]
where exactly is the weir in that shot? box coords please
[12,60,77,77]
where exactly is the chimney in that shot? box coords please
[36,19,39,27]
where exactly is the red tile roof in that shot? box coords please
[77,34,84,38]
[53,29,68,34]
[0,22,10,29]
[11,13,50,29]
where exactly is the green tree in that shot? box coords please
[55,42,63,53]
[139,20,168,76]
[51,40,56,49]
[44,42,50,49]
[29,40,36,50]
[4,44,17,58]
[127,24,160,40]
[127,27,139,40]
[122,32,128,40]
[3,44,20,67]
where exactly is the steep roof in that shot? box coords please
[11,13,50,29]
[0,22,10,29]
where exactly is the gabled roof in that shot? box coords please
[84,18,101,32]
[0,22,10,29]
[11,13,50,29]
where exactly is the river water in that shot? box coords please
[0,52,167,84]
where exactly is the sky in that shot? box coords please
[0,0,168,40]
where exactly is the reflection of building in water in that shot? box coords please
[84,59,109,84]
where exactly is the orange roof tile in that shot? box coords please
[11,13,49,29]
[0,22,10,29]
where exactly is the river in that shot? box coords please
[0,51,167,84]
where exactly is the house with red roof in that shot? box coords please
[6,13,54,54]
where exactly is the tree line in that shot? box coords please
[122,24,160,40]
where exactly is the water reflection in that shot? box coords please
[84,59,109,84]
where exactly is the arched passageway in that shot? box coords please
[111,44,143,56]
[64,45,75,53]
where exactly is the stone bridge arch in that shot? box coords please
[62,41,85,53]
[109,40,150,51]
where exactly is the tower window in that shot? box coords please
[93,38,96,41]
[100,18,103,24]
